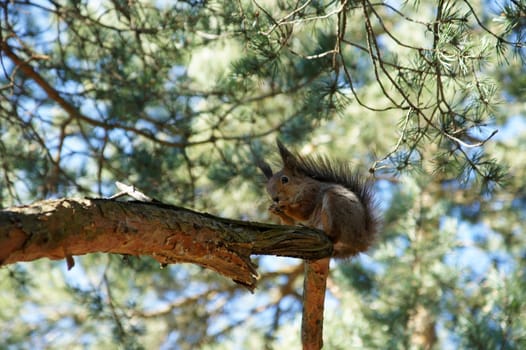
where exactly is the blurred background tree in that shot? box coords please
[1,0,525,349]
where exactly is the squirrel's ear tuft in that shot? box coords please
[276,139,298,170]
[257,159,273,179]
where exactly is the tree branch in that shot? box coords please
[301,258,330,350]
[0,198,333,291]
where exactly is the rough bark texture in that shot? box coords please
[301,257,330,350]
[0,198,332,291]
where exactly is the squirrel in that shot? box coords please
[258,140,380,258]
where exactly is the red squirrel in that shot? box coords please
[258,140,380,258]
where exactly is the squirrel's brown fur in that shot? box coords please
[258,140,380,258]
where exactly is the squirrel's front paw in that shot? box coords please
[269,203,284,215]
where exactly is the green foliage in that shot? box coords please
[1,0,525,349]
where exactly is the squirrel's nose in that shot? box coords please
[272,197,279,203]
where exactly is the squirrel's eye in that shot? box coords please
[280,175,289,184]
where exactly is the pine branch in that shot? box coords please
[0,198,332,291]
[301,258,330,350]
[0,40,199,148]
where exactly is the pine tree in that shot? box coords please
[1,0,525,348]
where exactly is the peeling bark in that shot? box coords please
[0,198,332,291]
